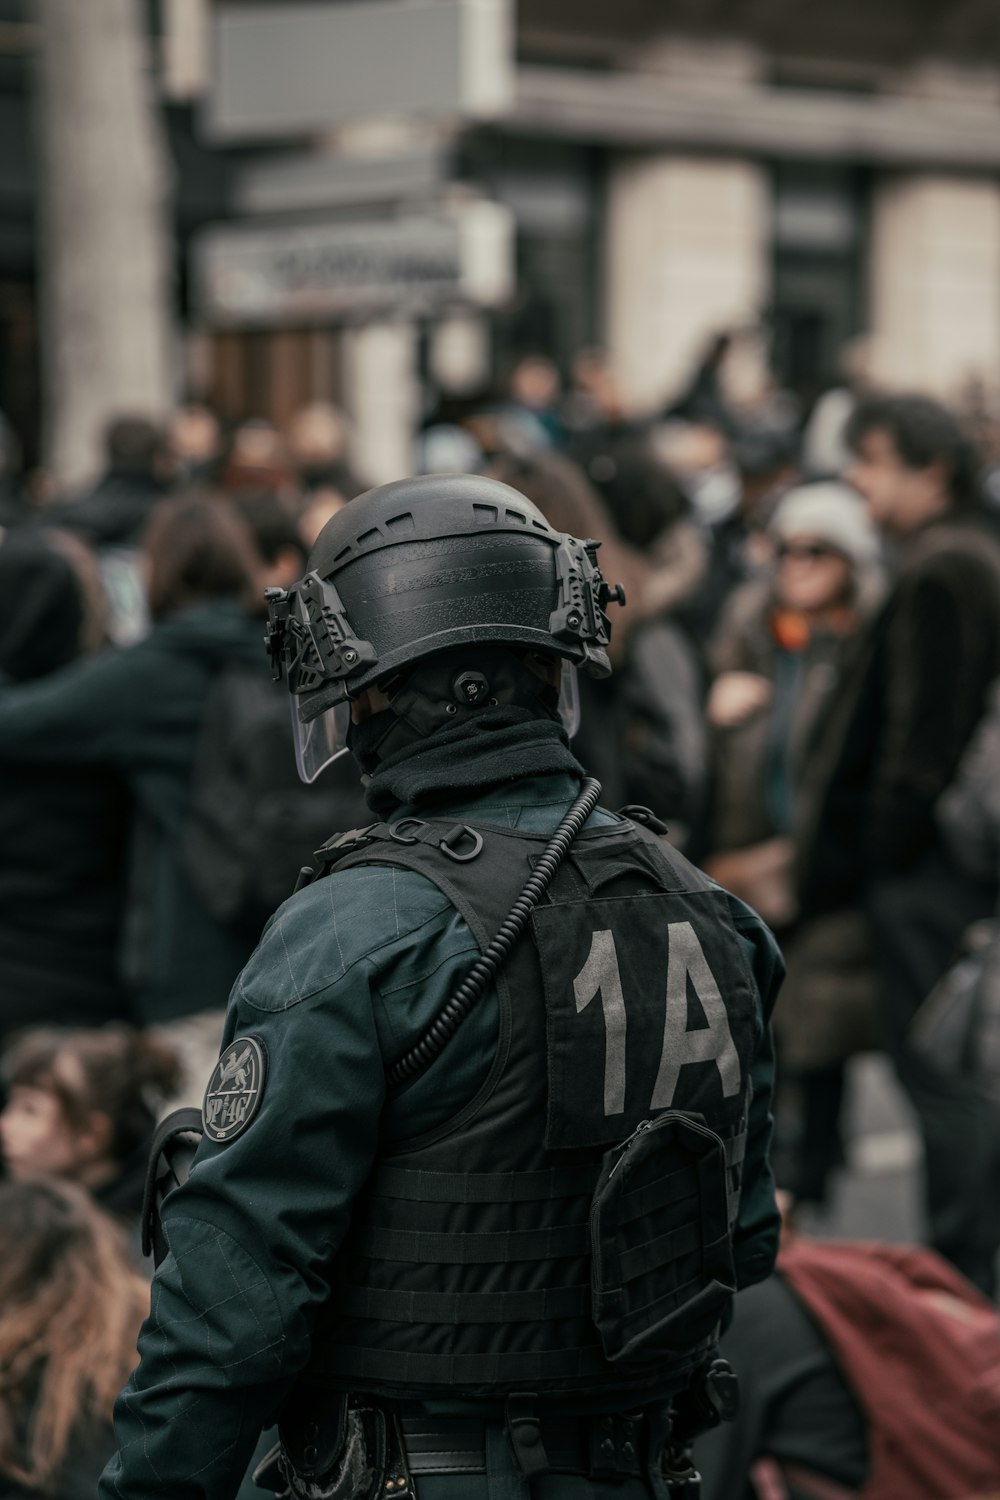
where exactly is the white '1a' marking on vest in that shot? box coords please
[652,921,741,1108]
[573,921,741,1117]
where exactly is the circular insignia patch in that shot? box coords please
[202,1036,267,1143]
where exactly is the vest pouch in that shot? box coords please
[590,1112,736,1364]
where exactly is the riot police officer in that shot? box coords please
[101,474,782,1500]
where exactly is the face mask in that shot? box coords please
[345,708,407,777]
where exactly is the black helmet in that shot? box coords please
[265,473,625,782]
[266,473,624,717]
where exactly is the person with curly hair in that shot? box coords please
[0,1026,180,1230]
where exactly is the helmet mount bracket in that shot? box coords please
[265,573,378,700]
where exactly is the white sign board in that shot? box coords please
[193,200,514,326]
[205,0,514,142]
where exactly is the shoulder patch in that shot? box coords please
[202,1036,267,1143]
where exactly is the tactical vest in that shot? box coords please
[304,810,757,1403]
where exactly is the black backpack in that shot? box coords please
[180,666,368,940]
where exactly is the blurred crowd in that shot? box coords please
[3,328,1000,1495]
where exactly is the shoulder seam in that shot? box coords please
[240,869,460,1012]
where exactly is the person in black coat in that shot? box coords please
[798,393,1000,1292]
[47,416,168,549]
[0,528,131,1043]
[0,495,266,1042]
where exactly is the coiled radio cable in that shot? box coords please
[387,776,602,1090]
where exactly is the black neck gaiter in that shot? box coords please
[356,707,584,818]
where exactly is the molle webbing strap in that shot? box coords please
[612,1163,701,1226]
[355,1221,590,1264]
[617,1223,702,1284]
[371,1162,597,1203]
[347,1235,710,1328]
[347,1281,591,1325]
[616,1266,726,1319]
[368,1144,740,1229]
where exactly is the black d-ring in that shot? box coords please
[439,825,484,862]
[389,818,428,846]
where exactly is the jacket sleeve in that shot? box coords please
[936,680,1000,881]
[869,568,982,871]
[727,896,783,1288]
[621,623,707,822]
[0,645,143,764]
[99,901,388,1500]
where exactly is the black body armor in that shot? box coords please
[304,812,756,1403]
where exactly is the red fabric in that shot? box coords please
[779,1239,1000,1500]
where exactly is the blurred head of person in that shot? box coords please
[508,354,560,411]
[570,346,624,422]
[650,418,740,526]
[717,325,775,413]
[231,487,307,596]
[103,414,167,478]
[415,423,485,477]
[584,435,691,551]
[846,394,980,536]
[0,528,107,681]
[143,489,261,622]
[287,400,350,486]
[652,419,729,478]
[838,333,874,392]
[221,419,294,491]
[169,402,223,484]
[0,1178,147,1492]
[0,1026,180,1190]
[769,482,882,619]
[730,423,800,516]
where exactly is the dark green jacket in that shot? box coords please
[100,769,781,1500]
[0,600,264,1021]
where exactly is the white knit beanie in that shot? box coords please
[769,482,881,568]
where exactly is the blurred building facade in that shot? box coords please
[2,0,1000,476]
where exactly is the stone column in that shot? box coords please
[604,155,770,414]
[869,174,1000,398]
[341,321,418,488]
[35,0,175,488]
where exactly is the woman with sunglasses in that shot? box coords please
[702,483,884,1212]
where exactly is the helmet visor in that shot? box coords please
[559,661,581,741]
[292,697,352,784]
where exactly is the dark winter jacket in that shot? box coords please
[0,531,131,1037]
[0,601,266,1023]
[0,758,131,1039]
[938,677,1000,889]
[48,468,167,549]
[706,578,868,855]
[574,618,705,826]
[799,518,1000,913]
[703,581,883,1067]
[936,678,1000,1102]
